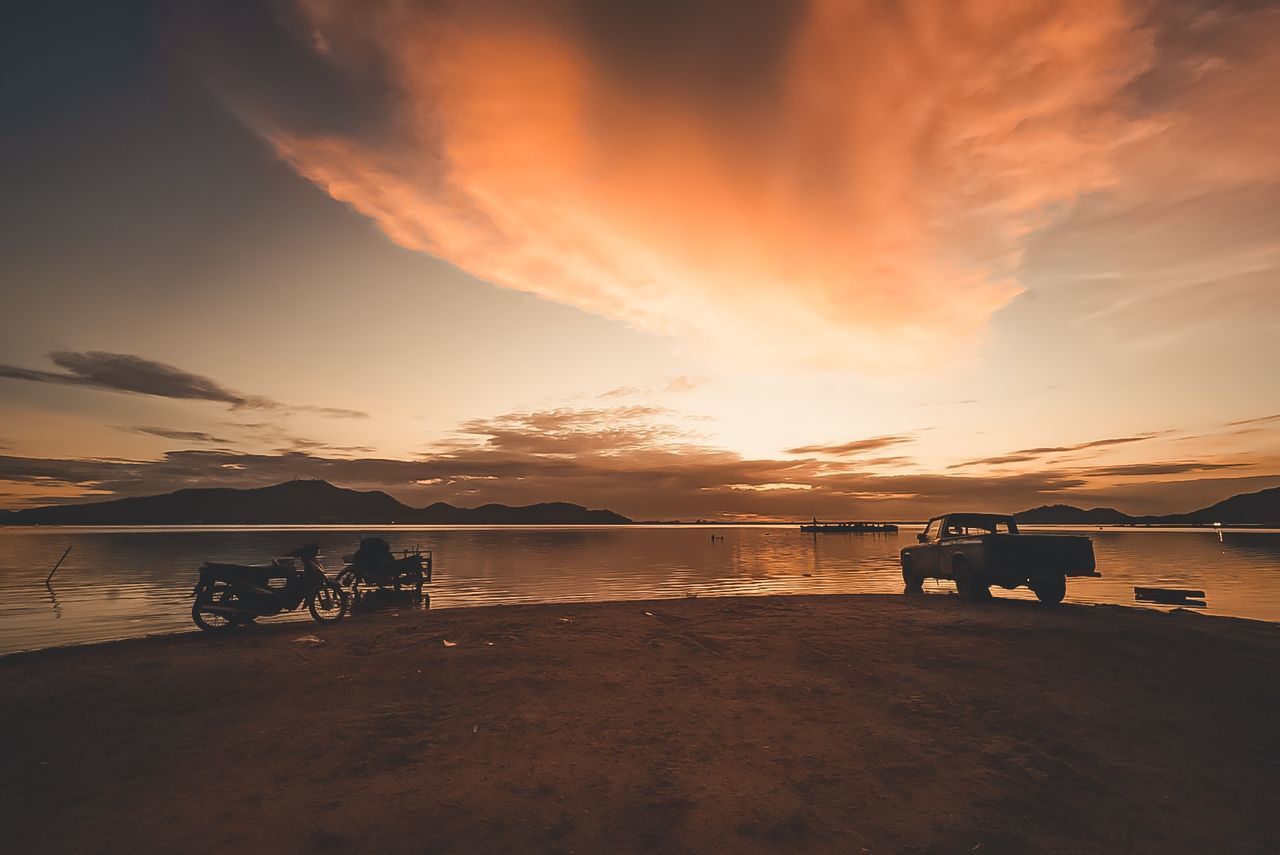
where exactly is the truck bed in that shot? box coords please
[982,533,1097,578]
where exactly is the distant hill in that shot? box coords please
[0,480,632,526]
[5,479,1276,526]
[1180,486,1280,525]
[1016,486,1280,526]
[1014,504,1132,525]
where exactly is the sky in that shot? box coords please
[1,0,1277,520]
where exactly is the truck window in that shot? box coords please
[941,518,1017,537]
[923,519,941,540]
[943,519,983,537]
[942,518,1012,537]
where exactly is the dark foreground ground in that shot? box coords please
[2,594,1278,854]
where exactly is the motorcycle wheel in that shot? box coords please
[192,585,239,633]
[308,581,349,624]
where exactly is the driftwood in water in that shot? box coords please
[1134,586,1206,599]
[46,546,72,584]
[1134,586,1207,607]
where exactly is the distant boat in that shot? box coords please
[800,520,898,533]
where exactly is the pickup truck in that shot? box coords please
[899,513,1098,604]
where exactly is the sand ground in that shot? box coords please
[2,593,1277,854]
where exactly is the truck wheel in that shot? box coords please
[953,558,990,602]
[901,557,923,595]
[1031,573,1066,605]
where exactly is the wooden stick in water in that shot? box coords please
[46,545,72,584]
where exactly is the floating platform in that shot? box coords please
[800,522,898,533]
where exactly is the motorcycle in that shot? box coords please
[335,537,432,597]
[191,543,349,632]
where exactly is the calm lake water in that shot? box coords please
[1,525,1278,655]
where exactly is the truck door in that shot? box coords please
[916,517,943,577]
[939,515,968,577]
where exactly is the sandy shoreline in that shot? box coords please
[2,593,1277,853]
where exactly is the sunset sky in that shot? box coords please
[1,0,1277,519]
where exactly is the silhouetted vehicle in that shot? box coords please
[191,543,348,632]
[335,537,432,596]
[900,513,1098,604]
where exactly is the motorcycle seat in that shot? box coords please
[200,562,287,584]
[205,562,274,571]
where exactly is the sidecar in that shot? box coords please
[336,537,433,596]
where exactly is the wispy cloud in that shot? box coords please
[1227,413,1280,427]
[948,453,1042,469]
[280,437,376,455]
[439,405,695,458]
[663,376,705,394]
[125,427,234,445]
[0,351,264,407]
[0,351,369,418]
[786,435,915,457]
[1075,461,1247,477]
[950,433,1164,469]
[304,406,369,419]
[219,421,375,456]
[600,376,706,400]
[1013,434,1170,455]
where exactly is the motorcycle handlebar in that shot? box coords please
[285,543,321,561]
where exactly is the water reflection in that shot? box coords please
[350,588,431,616]
[1,525,1277,655]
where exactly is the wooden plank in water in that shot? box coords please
[1133,586,1206,599]
[1137,597,1209,609]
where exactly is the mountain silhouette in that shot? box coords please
[1013,504,1133,525]
[1178,486,1280,525]
[0,479,631,525]
[1016,486,1280,526]
[2,480,1276,526]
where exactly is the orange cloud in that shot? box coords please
[268,0,1155,369]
